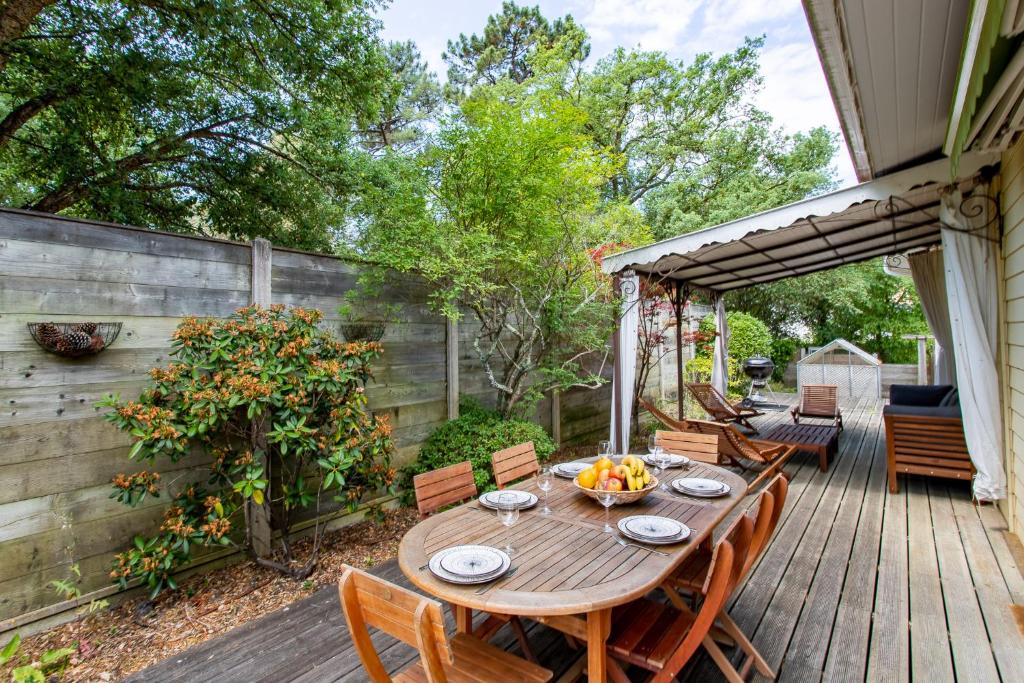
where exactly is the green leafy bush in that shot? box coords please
[770,337,799,382]
[99,305,395,595]
[399,397,556,501]
[699,311,772,363]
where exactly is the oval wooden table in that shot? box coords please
[398,460,748,682]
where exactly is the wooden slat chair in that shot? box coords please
[660,475,789,681]
[412,462,536,662]
[683,419,797,491]
[492,442,540,490]
[338,565,552,683]
[686,382,763,431]
[792,383,843,431]
[605,516,751,683]
[413,461,478,519]
[655,430,719,465]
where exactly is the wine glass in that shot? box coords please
[596,488,616,533]
[647,435,664,486]
[598,440,612,459]
[537,466,553,515]
[496,493,520,555]
[657,450,673,491]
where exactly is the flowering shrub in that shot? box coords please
[100,305,395,596]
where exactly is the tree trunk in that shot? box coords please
[0,0,56,70]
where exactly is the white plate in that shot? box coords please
[642,453,690,468]
[619,515,685,540]
[439,546,505,577]
[478,490,538,510]
[552,462,590,478]
[620,526,691,545]
[673,478,731,498]
[428,545,511,584]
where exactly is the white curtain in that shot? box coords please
[609,271,640,454]
[710,293,730,396]
[909,249,956,385]
[940,186,1005,501]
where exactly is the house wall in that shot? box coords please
[0,209,611,630]
[1000,136,1024,534]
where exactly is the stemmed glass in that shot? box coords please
[496,493,520,555]
[537,466,553,515]
[597,489,616,533]
[598,440,612,459]
[648,434,665,488]
[657,449,673,491]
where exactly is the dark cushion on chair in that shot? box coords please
[889,384,955,407]
[883,403,962,419]
[938,387,959,407]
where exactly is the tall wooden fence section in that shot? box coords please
[0,209,613,630]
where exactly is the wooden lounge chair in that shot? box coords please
[338,565,551,683]
[413,461,478,519]
[639,396,689,431]
[661,475,789,680]
[605,516,748,683]
[682,419,796,491]
[686,382,763,431]
[492,441,540,489]
[792,384,843,431]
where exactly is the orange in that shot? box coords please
[577,467,598,489]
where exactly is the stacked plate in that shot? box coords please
[672,477,731,498]
[641,453,690,468]
[478,489,538,510]
[552,461,590,479]
[617,515,691,545]
[428,545,512,584]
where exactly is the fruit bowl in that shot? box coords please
[573,475,659,505]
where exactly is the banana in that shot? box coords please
[625,471,636,491]
[642,470,651,486]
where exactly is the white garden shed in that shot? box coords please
[796,338,881,399]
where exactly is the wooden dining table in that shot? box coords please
[398,459,748,681]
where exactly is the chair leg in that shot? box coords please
[702,635,746,683]
[718,612,775,679]
[508,616,538,663]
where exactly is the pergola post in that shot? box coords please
[673,283,685,420]
[610,270,639,454]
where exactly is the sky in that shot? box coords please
[378,0,859,188]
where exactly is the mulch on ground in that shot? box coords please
[2,443,605,682]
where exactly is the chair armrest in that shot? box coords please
[749,440,789,458]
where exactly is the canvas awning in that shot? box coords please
[600,152,998,290]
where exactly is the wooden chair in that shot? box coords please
[655,429,719,465]
[660,475,790,681]
[686,383,763,431]
[338,565,551,683]
[792,384,843,431]
[492,441,539,489]
[605,516,750,683]
[683,419,796,491]
[639,397,689,431]
[413,461,478,519]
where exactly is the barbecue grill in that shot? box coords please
[741,356,778,407]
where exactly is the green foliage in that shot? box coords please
[698,312,772,362]
[0,0,390,249]
[358,41,442,153]
[99,305,395,595]
[443,1,588,95]
[399,397,556,499]
[1,634,75,683]
[770,338,799,383]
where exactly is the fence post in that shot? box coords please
[551,390,561,444]
[249,239,273,557]
[916,336,928,384]
[446,318,459,419]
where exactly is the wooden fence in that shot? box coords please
[0,209,619,630]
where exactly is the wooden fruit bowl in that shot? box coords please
[572,476,659,504]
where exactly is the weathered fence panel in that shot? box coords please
[0,209,611,629]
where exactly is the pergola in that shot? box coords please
[600,151,999,455]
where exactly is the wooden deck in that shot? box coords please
[129,396,1024,682]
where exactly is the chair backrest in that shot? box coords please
[639,397,689,431]
[799,384,838,416]
[659,522,747,681]
[655,430,719,464]
[742,475,787,577]
[704,511,754,594]
[413,461,478,518]
[686,383,738,419]
[338,565,451,683]
[682,419,763,463]
[492,441,539,489]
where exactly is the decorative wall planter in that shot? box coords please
[339,321,386,343]
[28,322,122,358]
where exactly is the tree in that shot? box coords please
[0,0,389,249]
[353,74,649,417]
[357,40,442,154]
[443,1,588,96]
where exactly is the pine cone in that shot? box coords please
[36,323,62,347]
[59,330,93,352]
[73,322,98,335]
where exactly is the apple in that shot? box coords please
[610,465,631,481]
[604,478,623,492]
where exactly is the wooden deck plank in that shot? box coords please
[904,478,954,682]
[125,396,1024,683]
[929,481,1001,683]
